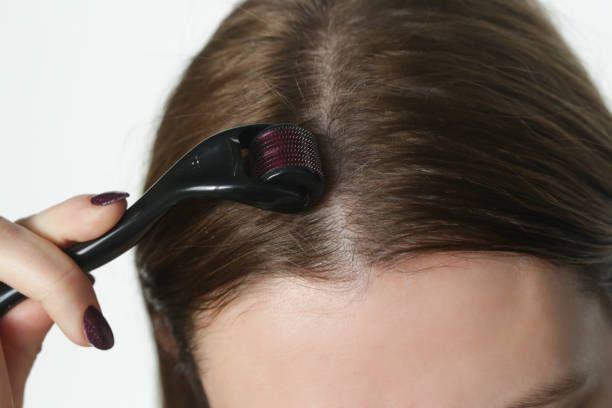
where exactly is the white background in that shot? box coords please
[0,1,610,407]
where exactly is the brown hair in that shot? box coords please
[134,0,612,406]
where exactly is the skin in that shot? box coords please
[194,253,612,407]
[0,195,126,408]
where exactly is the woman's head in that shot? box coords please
[135,0,612,406]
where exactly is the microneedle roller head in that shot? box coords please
[248,124,324,204]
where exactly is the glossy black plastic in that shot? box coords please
[0,123,324,316]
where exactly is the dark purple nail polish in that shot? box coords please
[83,305,114,350]
[90,191,129,206]
[86,273,96,285]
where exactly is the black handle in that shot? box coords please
[0,180,305,316]
[0,189,175,317]
[0,122,317,317]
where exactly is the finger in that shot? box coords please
[0,217,113,349]
[15,192,128,247]
[0,298,53,359]
[1,277,93,400]
[0,276,94,359]
[0,339,16,408]
[0,299,53,402]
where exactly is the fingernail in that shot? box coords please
[86,273,96,285]
[90,191,129,206]
[83,305,114,350]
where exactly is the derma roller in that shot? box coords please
[0,123,324,316]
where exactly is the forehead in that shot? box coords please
[194,253,600,407]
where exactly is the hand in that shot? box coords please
[0,192,128,408]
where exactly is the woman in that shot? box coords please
[1,0,611,406]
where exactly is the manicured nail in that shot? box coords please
[83,305,114,350]
[90,191,129,206]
